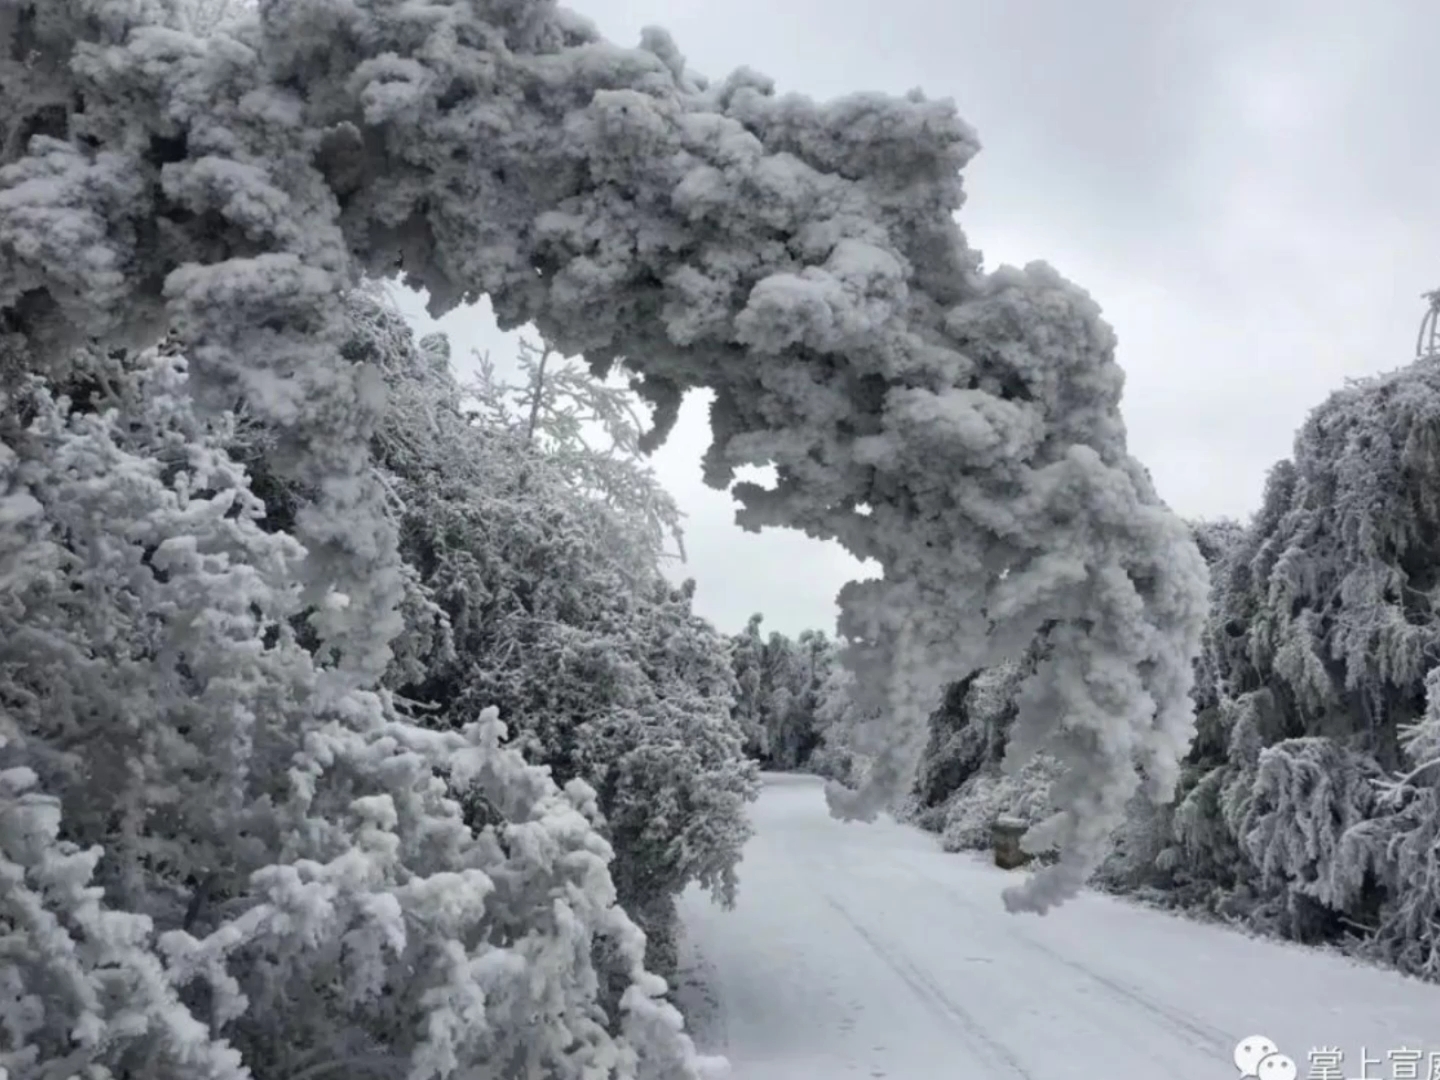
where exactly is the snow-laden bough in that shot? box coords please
[0,0,1209,912]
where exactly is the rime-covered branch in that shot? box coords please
[0,0,1209,910]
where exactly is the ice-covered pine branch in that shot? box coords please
[0,0,1209,912]
[481,333,688,564]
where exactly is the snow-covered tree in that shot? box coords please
[0,760,247,1080]
[1121,354,1440,966]
[782,628,836,767]
[1237,737,1381,940]
[472,333,686,568]
[906,644,1055,849]
[1343,665,1440,978]
[912,657,1031,818]
[726,615,770,759]
[1208,358,1440,767]
[806,656,878,787]
[721,621,838,771]
[322,291,758,977]
[0,346,720,1078]
[1,0,1208,918]
[1093,518,1248,896]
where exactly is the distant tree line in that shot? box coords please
[721,616,873,784]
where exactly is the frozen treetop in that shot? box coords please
[0,0,1209,911]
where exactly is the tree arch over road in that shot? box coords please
[0,0,1209,911]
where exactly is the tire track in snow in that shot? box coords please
[1019,933,1232,1055]
[819,891,1037,1080]
[901,858,1234,1056]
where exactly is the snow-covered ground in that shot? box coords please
[674,773,1440,1080]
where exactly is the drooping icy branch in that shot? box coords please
[0,0,1209,911]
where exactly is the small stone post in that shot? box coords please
[991,815,1032,870]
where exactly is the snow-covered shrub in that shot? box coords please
[913,655,1034,821]
[1339,667,1440,979]
[326,293,758,974]
[0,761,247,1080]
[1234,737,1381,941]
[1,0,1210,911]
[0,353,719,1078]
[569,580,758,971]
[1187,355,1440,955]
[159,707,724,1080]
[1344,782,1440,980]
[1091,792,1181,895]
[912,679,990,826]
[1152,688,1285,917]
[580,694,754,973]
[939,757,1061,854]
[1209,359,1440,770]
[0,352,317,926]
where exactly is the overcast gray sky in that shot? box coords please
[395,0,1440,639]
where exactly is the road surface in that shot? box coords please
[674,774,1440,1080]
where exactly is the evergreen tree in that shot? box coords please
[727,615,770,760]
[344,292,760,978]
[0,345,720,1078]
[907,352,1440,977]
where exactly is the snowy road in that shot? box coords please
[674,774,1440,1080]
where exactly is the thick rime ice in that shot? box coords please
[0,350,725,1077]
[0,0,1209,910]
